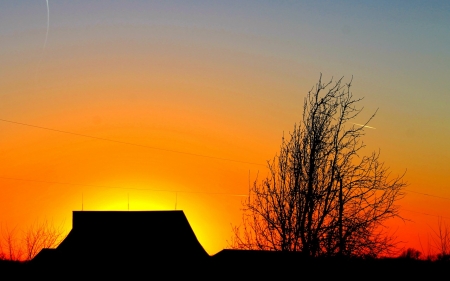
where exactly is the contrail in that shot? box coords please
[43,0,49,50]
[35,0,49,82]
[352,123,376,129]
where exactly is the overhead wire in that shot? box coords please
[1,119,450,215]
[401,208,450,221]
[0,176,248,197]
[0,118,265,167]
[1,177,449,201]
[404,189,450,201]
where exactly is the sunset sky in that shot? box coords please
[0,1,449,256]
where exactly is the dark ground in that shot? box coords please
[3,211,448,278]
[2,251,449,279]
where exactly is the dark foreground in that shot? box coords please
[4,211,447,278]
[2,251,450,279]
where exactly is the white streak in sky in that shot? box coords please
[35,0,49,82]
[353,123,376,129]
[43,0,49,50]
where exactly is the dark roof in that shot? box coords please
[33,210,208,265]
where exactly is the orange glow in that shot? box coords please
[0,100,268,256]
[1,2,449,259]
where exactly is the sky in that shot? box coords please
[0,0,449,256]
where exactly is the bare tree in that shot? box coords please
[231,74,406,257]
[430,217,450,261]
[0,220,65,261]
[23,219,65,261]
[399,248,422,260]
[0,225,24,261]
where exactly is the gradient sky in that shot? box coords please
[0,1,449,255]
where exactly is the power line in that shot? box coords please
[401,208,450,221]
[1,175,447,201]
[404,189,450,201]
[3,120,450,203]
[3,177,450,219]
[0,176,248,197]
[0,118,265,167]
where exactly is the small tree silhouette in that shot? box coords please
[399,248,421,260]
[431,217,450,261]
[0,219,65,261]
[231,74,406,257]
[0,225,23,261]
[23,219,65,261]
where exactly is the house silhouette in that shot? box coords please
[33,210,208,269]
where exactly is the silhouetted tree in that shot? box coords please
[0,225,23,261]
[23,219,65,260]
[232,74,406,257]
[399,248,421,260]
[431,218,450,261]
[0,220,65,261]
